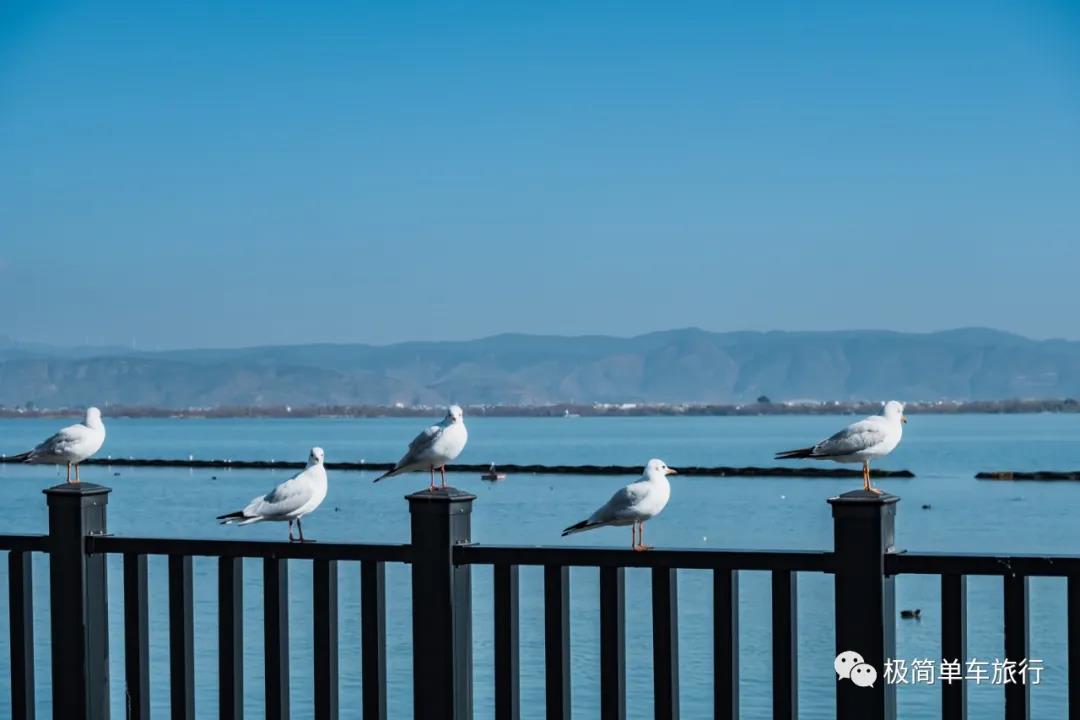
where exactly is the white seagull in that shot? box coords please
[217,447,328,542]
[374,405,468,490]
[775,400,907,493]
[562,458,676,551]
[10,407,106,483]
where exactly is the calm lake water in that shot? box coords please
[1,413,1079,719]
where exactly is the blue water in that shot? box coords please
[1,414,1079,719]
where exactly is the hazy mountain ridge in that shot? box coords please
[2,328,1079,408]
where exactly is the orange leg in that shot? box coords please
[865,461,883,494]
[65,463,72,484]
[75,464,81,483]
[639,522,652,551]
[440,466,447,489]
[428,467,436,491]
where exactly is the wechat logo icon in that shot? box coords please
[835,651,878,688]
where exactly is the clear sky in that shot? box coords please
[3,1,1079,349]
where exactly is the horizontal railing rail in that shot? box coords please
[455,544,834,571]
[888,550,1080,576]
[0,533,48,551]
[86,534,412,561]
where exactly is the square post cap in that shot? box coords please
[43,483,112,502]
[406,486,477,513]
[827,488,900,509]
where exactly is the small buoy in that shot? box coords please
[211,475,218,480]
[921,504,932,510]
[900,609,922,620]
[113,472,120,477]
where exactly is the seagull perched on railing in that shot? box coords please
[374,405,468,490]
[217,447,328,542]
[9,407,106,483]
[775,400,907,493]
[562,458,676,551]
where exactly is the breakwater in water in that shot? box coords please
[977,470,1080,481]
[0,454,915,478]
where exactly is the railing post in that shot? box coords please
[828,489,898,720]
[44,482,111,720]
[408,487,476,720]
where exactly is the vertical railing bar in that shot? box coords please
[494,563,521,720]
[599,566,626,720]
[219,556,244,720]
[169,554,195,720]
[1004,574,1030,720]
[9,550,35,720]
[264,557,290,720]
[124,552,150,720]
[713,569,739,720]
[361,560,387,720]
[544,565,571,720]
[1069,576,1080,720]
[313,558,340,720]
[651,567,679,720]
[771,570,797,720]
[941,573,968,720]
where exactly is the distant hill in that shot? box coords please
[2,328,1080,408]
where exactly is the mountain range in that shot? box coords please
[2,328,1079,408]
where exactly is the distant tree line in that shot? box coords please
[2,398,1078,419]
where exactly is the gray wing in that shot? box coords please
[590,481,650,523]
[812,418,887,457]
[397,424,444,466]
[245,468,314,518]
[33,425,83,457]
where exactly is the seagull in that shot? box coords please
[562,458,676,551]
[775,400,907,493]
[374,405,468,490]
[217,447,328,542]
[10,407,106,483]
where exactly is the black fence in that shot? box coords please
[0,482,1071,720]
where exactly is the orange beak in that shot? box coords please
[665,467,677,475]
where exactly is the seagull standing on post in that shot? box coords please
[562,458,676,551]
[9,406,106,483]
[775,400,907,493]
[374,405,468,490]
[217,447,328,542]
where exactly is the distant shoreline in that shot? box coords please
[1,398,1077,419]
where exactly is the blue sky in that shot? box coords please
[3,1,1079,348]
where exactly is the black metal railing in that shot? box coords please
[0,482,1074,720]
[85,536,410,720]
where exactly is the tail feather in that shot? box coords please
[774,447,815,460]
[561,519,595,537]
[6,451,32,463]
[373,467,399,483]
[217,510,246,524]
